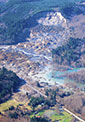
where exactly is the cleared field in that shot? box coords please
[30,109,73,122]
[0,99,23,113]
[36,111,44,116]
[0,99,31,113]
[24,102,32,111]
[30,111,44,118]
[50,111,73,122]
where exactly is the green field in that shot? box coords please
[0,99,31,114]
[50,111,72,122]
[30,109,73,122]
[0,99,22,113]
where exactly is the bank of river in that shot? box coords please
[30,65,85,87]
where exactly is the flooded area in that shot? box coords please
[31,65,85,87]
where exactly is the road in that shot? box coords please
[20,84,47,98]
[63,107,85,122]
[28,84,47,98]
[20,86,85,122]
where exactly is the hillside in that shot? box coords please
[0,0,84,45]
[62,93,85,120]
[0,67,22,103]
[52,38,85,67]
[66,69,85,84]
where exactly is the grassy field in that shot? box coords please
[0,99,22,113]
[24,102,32,111]
[50,111,73,122]
[30,111,44,118]
[0,99,31,113]
[30,109,73,122]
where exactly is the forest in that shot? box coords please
[0,67,21,103]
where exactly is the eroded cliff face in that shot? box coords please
[29,11,70,52]
[37,12,67,27]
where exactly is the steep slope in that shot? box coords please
[52,38,85,67]
[0,0,84,45]
[62,93,85,120]
[0,67,22,103]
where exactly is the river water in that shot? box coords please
[32,65,85,87]
[47,67,85,86]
